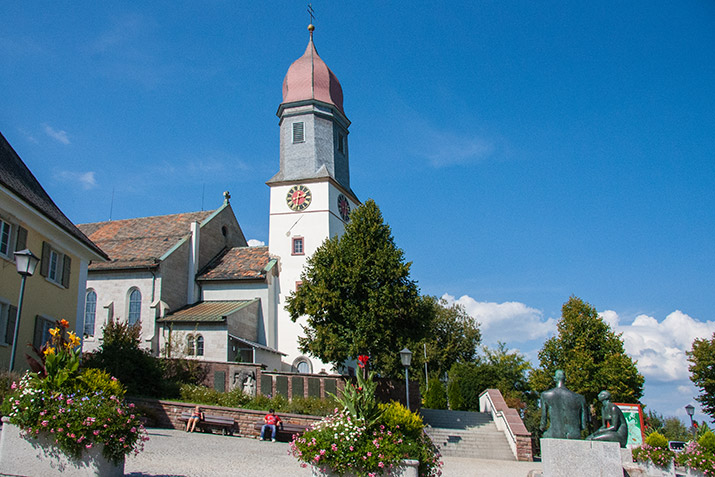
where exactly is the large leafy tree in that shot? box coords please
[530,296,644,407]
[286,199,432,377]
[415,297,481,384]
[447,343,533,412]
[687,333,715,419]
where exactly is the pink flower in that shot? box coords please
[85,444,92,449]
[367,451,372,457]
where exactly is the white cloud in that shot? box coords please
[442,294,557,345]
[422,130,495,167]
[57,171,97,190]
[247,239,265,247]
[602,309,715,384]
[43,124,70,145]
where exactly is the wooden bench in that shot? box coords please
[253,421,309,441]
[179,411,237,436]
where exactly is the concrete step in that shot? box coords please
[421,409,516,461]
[420,408,493,429]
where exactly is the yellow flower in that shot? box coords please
[67,331,80,345]
[49,328,60,337]
[44,347,56,356]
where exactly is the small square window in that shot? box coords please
[292,122,305,143]
[292,237,304,255]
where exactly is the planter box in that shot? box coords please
[0,417,124,477]
[311,459,419,477]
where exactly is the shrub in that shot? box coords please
[646,431,669,449]
[82,321,163,397]
[380,401,424,440]
[80,368,126,398]
[699,431,715,453]
[285,396,337,417]
[422,377,447,410]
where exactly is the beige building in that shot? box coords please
[0,132,107,371]
[77,196,250,355]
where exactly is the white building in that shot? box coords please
[267,25,360,374]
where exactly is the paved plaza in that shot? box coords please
[121,427,544,477]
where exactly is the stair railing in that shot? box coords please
[478,389,533,461]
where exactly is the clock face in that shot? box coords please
[286,185,312,211]
[337,194,350,222]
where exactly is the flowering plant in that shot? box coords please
[633,431,715,475]
[1,320,148,464]
[675,441,715,476]
[290,355,442,476]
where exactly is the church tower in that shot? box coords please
[267,25,359,373]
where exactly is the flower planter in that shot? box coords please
[311,459,419,477]
[0,417,124,477]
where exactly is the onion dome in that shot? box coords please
[282,25,344,114]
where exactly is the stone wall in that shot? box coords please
[128,397,322,438]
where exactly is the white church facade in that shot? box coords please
[80,25,359,375]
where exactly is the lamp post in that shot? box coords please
[400,347,412,410]
[685,404,696,437]
[9,249,40,372]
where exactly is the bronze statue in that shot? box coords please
[540,370,588,439]
[586,390,628,448]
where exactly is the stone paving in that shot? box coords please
[123,427,544,477]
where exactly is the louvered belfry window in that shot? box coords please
[292,122,305,143]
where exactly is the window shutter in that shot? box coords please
[62,255,72,288]
[14,226,27,252]
[5,305,17,345]
[33,315,44,350]
[40,241,50,277]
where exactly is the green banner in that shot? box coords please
[616,403,645,448]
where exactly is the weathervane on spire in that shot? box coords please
[307,4,315,25]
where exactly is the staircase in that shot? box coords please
[420,408,516,461]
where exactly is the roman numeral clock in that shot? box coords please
[286,185,312,211]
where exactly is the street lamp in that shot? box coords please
[685,404,696,436]
[400,347,412,410]
[9,249,40,371]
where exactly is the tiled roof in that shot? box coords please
[197,246,273,281]
[78,210,214,270]
[157,300,258,323]
[0,132,107,260]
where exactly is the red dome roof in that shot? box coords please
[282,30,344,114]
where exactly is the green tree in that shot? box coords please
[412,296,481,387]
[286,199,431,376]
[688,333,715,419]
[82,320,163,397]
[447,344,533,412]
[530,296,644,407]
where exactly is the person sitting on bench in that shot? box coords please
[186,405,204,433]
[259,409,282,442]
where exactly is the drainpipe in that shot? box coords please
[187,221,200,305]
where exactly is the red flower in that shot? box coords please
[357,355,369,368]
[59,319,69,328]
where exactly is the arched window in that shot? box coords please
[293,357,312,374]
[187,335,195,356]
[128,289,141,325]
[84,290,97,337]
[196,335,204,356]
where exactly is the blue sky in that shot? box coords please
[2,2,714,422]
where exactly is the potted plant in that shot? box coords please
[290,355,442,477]
[0,319,148,476]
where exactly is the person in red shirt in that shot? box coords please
[260,409,282,442]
